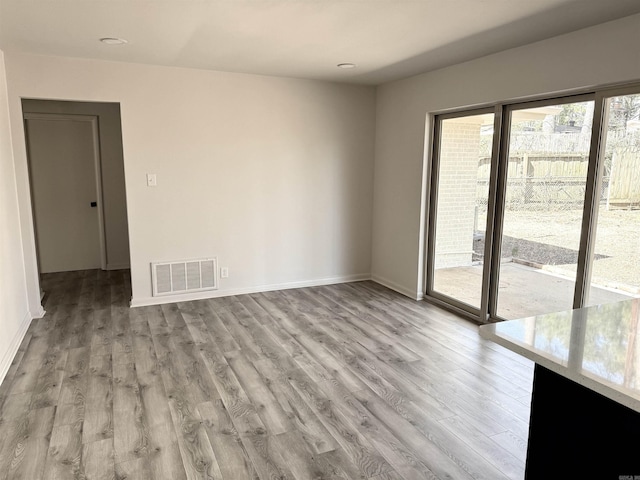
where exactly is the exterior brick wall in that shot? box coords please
[434,121,482,269]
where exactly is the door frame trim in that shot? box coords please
[23,113,108,271]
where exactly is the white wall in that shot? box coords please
[372,13,640,299]
[0,49,36,385]
[4,53,376,306]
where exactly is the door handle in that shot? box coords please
[90,202,97,207]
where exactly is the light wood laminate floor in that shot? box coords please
[0,270,533,480]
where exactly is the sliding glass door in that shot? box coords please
[586,93,640,306]
[496,99,594,320]
[427,87,640,323]
[429,110,495,313]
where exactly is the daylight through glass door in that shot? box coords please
[430,111,495,311]
[495,100,595,319]
[428,87,640,322]
[586,93,640,306]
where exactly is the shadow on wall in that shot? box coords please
[352,3,640,84]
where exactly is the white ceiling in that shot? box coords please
[1,0,640,85]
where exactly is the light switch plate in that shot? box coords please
[147,174,157,187]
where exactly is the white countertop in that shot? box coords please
[479,299,640,413]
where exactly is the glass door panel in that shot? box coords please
[586,94,640,306]
[432,112,494,309]
[496,100,594,319]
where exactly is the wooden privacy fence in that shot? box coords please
[476,150,640,211]
[475,131,640,210]
[608,151,640,209]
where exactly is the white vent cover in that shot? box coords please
[151,258,218,296]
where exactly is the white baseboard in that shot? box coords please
[130,273,372,308]
[0,311,33,386]
[31,305,46,319]
[107,263,130,271]
[371,274,423,301]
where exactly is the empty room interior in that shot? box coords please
[1,1,640,479]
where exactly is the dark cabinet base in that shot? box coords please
[526,365,640,479]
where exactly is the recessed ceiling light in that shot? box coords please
[100,37,128,45]
[337,63,356,69]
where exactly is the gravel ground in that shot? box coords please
[474,208,640,294]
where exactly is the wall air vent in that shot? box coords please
[151,258,218,296]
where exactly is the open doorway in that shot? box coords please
[22,100,131,300]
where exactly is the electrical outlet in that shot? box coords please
[220,267,229,278]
